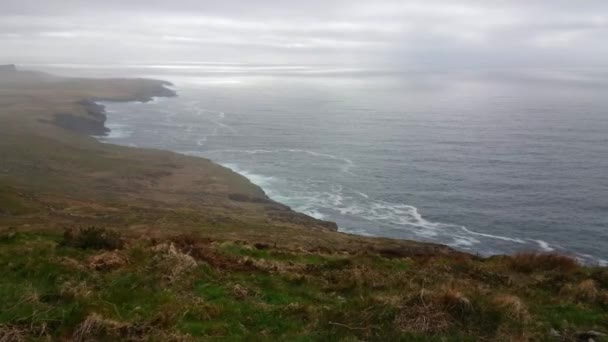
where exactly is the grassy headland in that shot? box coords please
[0,66,606,341]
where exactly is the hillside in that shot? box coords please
[0,66,606,341]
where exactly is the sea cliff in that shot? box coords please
[0,66,606,341]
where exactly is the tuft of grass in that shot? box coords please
[561,279,600,303]
[394,290,453,335]
[493,294,530,322]
[435,287,473,317]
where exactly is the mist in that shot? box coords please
[1,0,607,69]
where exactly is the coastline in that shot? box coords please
[85,92,341,233]
[94,81,608,266]
[1,65,555,259]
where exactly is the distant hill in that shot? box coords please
[0,64,60,84]
[0,64,17,73]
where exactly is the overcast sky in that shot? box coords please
[1,0,607,68]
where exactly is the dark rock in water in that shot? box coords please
[0,64,17,73]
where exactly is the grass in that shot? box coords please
[0,230,606,340]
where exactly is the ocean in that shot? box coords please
[35,64,608,264]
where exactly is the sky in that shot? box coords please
[1,0,607,69]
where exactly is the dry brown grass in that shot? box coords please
[57,256,85,271]
[231,284,251,300]
[509,252,579,273]
[394,290,453,334]
[19,285,41,306]
[59,281,93,300]
[575,279,600,302]
[493,294,530,322]
[150,243,198,283]
[600,291,608,306]
[87,251,128,271]
[435,287,473,316]
[561,279,601,303]
[0,325,26,342]
[72,313,125,342]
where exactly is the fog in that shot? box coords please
[1,0,607,69]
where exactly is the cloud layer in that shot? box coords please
[1,0,607,68]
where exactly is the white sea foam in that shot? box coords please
[104,123,133,139]
[148,96,168,104]
[196,137,208,146]
[221,163,275,188]
[460,226,527,244]
[356,191,370,199]
[532,239,555,252]
[449,237,481,248]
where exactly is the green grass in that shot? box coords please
[0,232,606,341]
[220,243,333,265]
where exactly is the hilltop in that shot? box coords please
[0,66,606,341]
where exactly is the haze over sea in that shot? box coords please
[33,63,608,264]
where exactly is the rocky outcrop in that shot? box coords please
[53,100,109,136]
[53,113,109,136]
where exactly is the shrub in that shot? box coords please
[62,227,124,250]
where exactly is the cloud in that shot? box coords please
[1,0,607,68]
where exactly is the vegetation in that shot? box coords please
[0,229,606,341]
